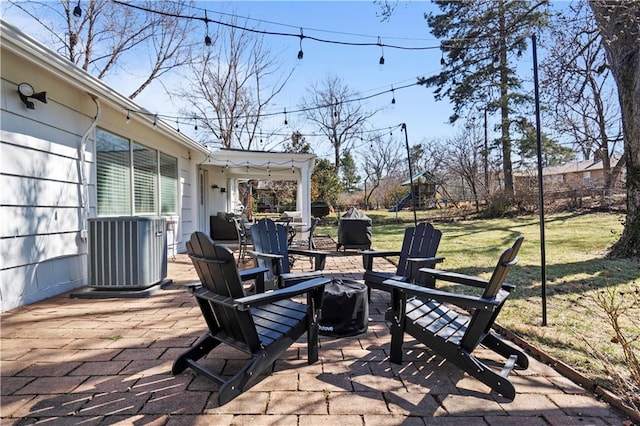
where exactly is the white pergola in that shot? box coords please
[201,148,317,225]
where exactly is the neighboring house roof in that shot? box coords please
[542,157,621,176]
[513,157,622,178]
[0,19,208,157]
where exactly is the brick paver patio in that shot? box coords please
[0,249,630,425]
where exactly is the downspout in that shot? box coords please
[79,95,101,245]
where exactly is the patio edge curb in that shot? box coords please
[494,323,640,424]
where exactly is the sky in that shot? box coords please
[1,1,516,163]
[132,1,461,162]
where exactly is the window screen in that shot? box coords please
[96,129,131,215]
[133,142,158,215]
[160,153,178,215]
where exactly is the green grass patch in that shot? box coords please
[318,210,639,388]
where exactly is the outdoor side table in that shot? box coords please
[318,279,369,337]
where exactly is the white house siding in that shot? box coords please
[0,21,207,311]
[0,50,97,310]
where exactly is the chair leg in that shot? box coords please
[307,289,323,364]
[388,290,407,364]
[482,332,529,369]
[172,334,219,375]
[218,354,272,406]
[448,347,517,401]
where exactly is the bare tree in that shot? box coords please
[444,129,483,212]
[543,1,624,194]
[361,133,403,209]
[301,75,378,171]
[177,16,292,149]
[6,0,195,99]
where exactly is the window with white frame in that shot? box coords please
[96,128,178,216]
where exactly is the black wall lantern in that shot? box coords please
[18,83,47,110]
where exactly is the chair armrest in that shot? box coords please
[247,251,284,275]
[191,287,238,308]
[235,277,331,310]
[406,257,445,282]
[418,267,490,289]
[362,250,401,270]
[247,250,282,261]
[382,278,503,311]
[185,282,201,290]
[239,267,269,282]
[288,248,328,271]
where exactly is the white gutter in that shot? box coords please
[78,95,101,244]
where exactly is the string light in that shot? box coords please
[126,110,130,124]
[73,0,82,18]
[176,118,180,133]
[112,1,441,52]
[297,28,304,60]
[391,86,396,104]
[267,161,271,177]
[204,11,212,46]
[283,108,288,125]
[378,36,385,65]
[291,159,295,174]
[120,76,419,136]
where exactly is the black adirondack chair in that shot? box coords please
[173,232,329,406]
[382,237,528,401]
[362,222,444,300]
[249,218,328,289]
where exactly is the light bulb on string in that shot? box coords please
[73,0,82,18]
[297,28,304,60]
[267,161,271,177]
[284,108,288,125]
[204,11,212,46]
[176,118,180,133]
[194,116,198,131]
[440,52,446,66]
[378,36,385,65]
[391,86,396,104]
[291,159,295,174]
[126,110,130,124]
[153,114,157,128]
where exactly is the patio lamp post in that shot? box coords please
[401,123,418,226]
[532,34,548,326]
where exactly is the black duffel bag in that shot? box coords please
[318,279,368,337]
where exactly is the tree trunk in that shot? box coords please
[590,1,640,257]
[498,4,514,196]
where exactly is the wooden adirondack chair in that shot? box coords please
[362,222,444,300]
[382,237,528,401]
[249,218,328,289]
[172,232,329,406]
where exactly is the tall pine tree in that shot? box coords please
[422,0,549,196]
